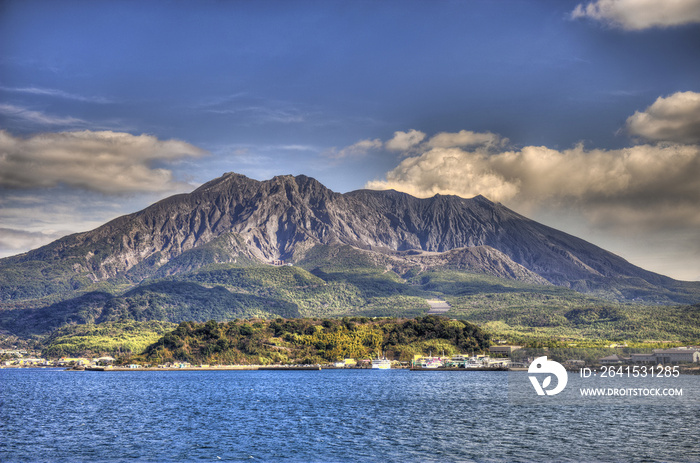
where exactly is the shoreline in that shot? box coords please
[85,365,374,371]
[3,364,699,374]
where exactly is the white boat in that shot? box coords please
[416,357,444,368]
[371,358,391,369]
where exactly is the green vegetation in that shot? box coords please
[180,264,326,292]
[0,233,124,302]
[134,315,491,365]
[399,271,700,343]
[0,291,115,337]
[41,320,176,358]
[0,258,94,302]
[448,295,700,343]
[2,244,698,352]
[109,281,300,321]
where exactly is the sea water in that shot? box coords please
[1,368,698,462]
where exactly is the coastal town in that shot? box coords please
[3,345,699,372]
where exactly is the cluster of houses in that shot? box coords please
[600,347,700,365]
[327,354,514,369]
[4,345,698,370]
[0,356,204,369]
[1,356,116,368]
[415,354,515,368]
[328,344,527,369]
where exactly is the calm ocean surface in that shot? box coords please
[1,368,698,463]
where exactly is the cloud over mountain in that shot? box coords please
[0,130,206,194]
[367,142,700,228]
[345,129,505,156]
[571,0,700,30]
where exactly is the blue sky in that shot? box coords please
[1,0,700,280]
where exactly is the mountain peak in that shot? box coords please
[270,174,295,182]
[192,171,255,194]
[470,194,493,203]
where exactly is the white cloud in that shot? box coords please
[277,144,318,152]
[571,0,700,30]
[0,86,112,103]
[199,94,312,125]
[385,129,426,152]
[0,130,206,194]
[329,130,504,161]
[425,130,507,149]
[626,91,700,144]
[350,138,384,151]
[324,138,383,159]
[0,103,85,126]
[207,106,306,123]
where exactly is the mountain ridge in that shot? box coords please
[1,172,698,306]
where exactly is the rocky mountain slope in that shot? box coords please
[1,172,698,305]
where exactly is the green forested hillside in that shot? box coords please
[135,316,491,365]
[3,245,699,358]
[3,259,700,353]
[1,278,299,337]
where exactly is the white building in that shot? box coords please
[652,348,700,364]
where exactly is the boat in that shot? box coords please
[416,357,444,368]
[371,358,391,369]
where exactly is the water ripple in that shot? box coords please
[0,369,697,462]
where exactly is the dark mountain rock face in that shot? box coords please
[2,172,697,303]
